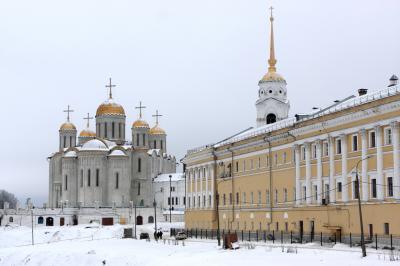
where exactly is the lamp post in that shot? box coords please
[169,174,172,223]
[355,156,371,257]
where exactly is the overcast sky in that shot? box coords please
[0,0,399,206]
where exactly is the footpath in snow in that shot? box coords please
[0,224,398,266]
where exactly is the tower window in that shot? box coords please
[161,140,163,150]
[96,169,99,187]
[142,134,146,146]
[112,122,115,138]
[136,133,139,146]
[154,140,156,149]
[115,172,119,189]
[266,113,276,124]
[65,175,68,191]
[138,158,141,172]
[138,182,141,195]
[87,169,91,187]
[63,136,66,148]
[104,123,107,138]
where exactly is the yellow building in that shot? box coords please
[182,12,400,238]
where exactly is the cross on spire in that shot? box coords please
[135,101,146,119]
[152,110,162,125]
[83,113,94,128]
[63,105,74,122]
[105,78,116,99]
[269,6,274,18]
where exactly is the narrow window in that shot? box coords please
[183,196,186,205]
[168,197,170,205]
[65,175,68,191]
[284,188,288,202]
[385,128,392,145]
[223,194,226,205]
[243,161,246,172]
[276,222,279,231]
[63,136,66,148]
[80,169,83,187]
[119,123,121,138]
[388,177,393,197]
[172,197,174,205]
[104,123,107,138]
[250,191,254,204]
[154,140,157,149]
[312,144,317,159]
[301,146,306,160]
[142,134,146,146]
[314,185,318,200]
[229,193,232,205]
[352,135,358,151]
[303,186,307,201]
[236,162,239,172]
[161,140,163,150]
[336,139,342,154]
[138,158,141,172]
[266,190,270,204]
[115,172,119,189]
[353,180,359,199]
[138,182,141,195]
[372,179,377,198]
[70,136,72,147]
[96,169,99,187]
[136,133,140,146]
[112,122,115,138]
[285,222,288,232]
[236,192,239,205]
[370,131,376,148]
[258,191,261,204]
[87,169,91,187]
[209,195,211,206]
[275,189,278,203]
[337,182,342,192]
[324,142,329,156]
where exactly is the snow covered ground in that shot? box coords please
[0,224,398,265]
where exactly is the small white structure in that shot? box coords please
[153,173,185,222]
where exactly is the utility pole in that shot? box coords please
[31,209,34,246]
[356,157,370,257]
[134,204,137,239]
[169,174,172,223]
[216,193,221,246]
[153,199,157,233]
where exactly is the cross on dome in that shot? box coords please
[152,110,163,125]
[105,78,116,99]
[83,113,94,128]
[63,105,74,122]
[135,101,146,119]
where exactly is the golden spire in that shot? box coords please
[268,6,277,73]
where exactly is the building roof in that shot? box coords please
[81,139,109,151]
[153,173,184,182]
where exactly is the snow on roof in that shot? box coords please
[64,151,77,157]
[190,85,400,152]
[147,149,160,156]
[81,139,108,151]
[108,149,126,156]
[153,173,184,182]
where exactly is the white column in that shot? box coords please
[205,166,209,208]
[195,168,198,208]
[294,145,301,205]
[200,167,203,208]
[341,134,348,202]
[376,125,384,200]
[360,129,369,201]
[329,137,336,203]
[391,121,400,199]
[305,142,312,205]
[316,140,323,204]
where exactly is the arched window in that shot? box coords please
[38,216,44,224]
[142,134,146,146]
[9,216,13,223]
[161,140,163,150]
[63,136,66,148]
[148,216,154,223]
[266,113,277,124]
[104,123,108,138]
[115,172,119,189]
[138,158,141,173]
[112,122,115,138]
[153,140,157,149]
[65,175,68,191]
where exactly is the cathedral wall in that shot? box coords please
[61,157,78,206]
[107,157,130,207]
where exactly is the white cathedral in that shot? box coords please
[48,81,177,209]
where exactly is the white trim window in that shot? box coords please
[336,138,342,155]
[384,127,392,145]
[369,130,376,148]
[352,134,358,152]
[312,144,317,159]
[323,141,329,157]
[301,146,306,161]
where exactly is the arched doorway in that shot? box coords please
[136,216,143,225]
[60,217,65,226]
[38,216,44,224]
[46,217,54,226]
[148,216,154,223]
[266,113,276,124]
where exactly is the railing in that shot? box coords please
[171,228,400,250]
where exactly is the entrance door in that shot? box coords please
[60,217,65,226]
[136,216,143,225]
[46,217,54,226]
[369,224,373,240]
[299,220,304,241]
[72,215,78,226]
[310,221,315,242]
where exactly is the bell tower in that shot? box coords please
[256,7,290,127]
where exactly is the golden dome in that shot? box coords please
[149,124,166,135]
[96,99,125,116]
[132,119,150,128]
[260,71,286,82]
[60,122,76,131]
[79,129,96,137]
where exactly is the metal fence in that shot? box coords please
[170,228,400,250]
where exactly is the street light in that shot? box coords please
[355,155,372,257]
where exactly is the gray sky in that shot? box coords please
[0,0,399,206]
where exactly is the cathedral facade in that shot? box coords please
[48,86,177,209]
[183,11,400,237]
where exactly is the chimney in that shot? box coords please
[388,74,399,87]
[358,88,368,96]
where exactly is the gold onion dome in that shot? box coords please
[96,98,125,116]
[260,9,286,83]
[59,122,76,131]
[132,119,150,128]
[79,129,96,137]
[149,124,166,135]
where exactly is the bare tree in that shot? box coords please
[0,190,18,209]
